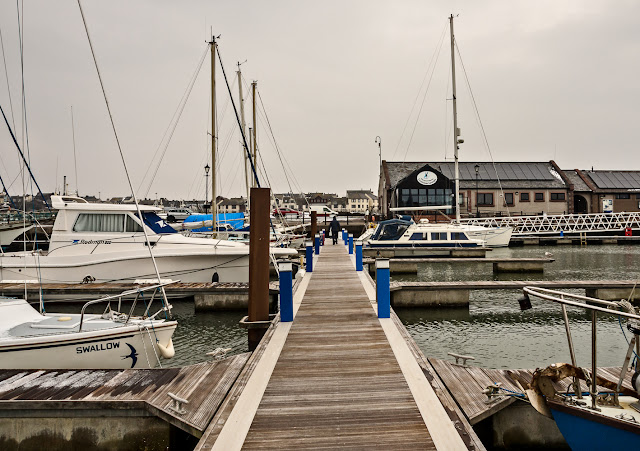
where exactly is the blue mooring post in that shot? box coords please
[376,258,390,318]
[348,233,354,255]
[314,234,320,255]
[305,241,313,272]
[342,229,347,245]
[278,261,293,322]
[355,240,363,271]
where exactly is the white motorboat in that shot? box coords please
[0,195,297,284]
[0,283,177,369]
[366,218,486,248]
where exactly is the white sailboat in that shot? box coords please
[366,15,512,248]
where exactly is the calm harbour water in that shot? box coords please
[160,244,640,369]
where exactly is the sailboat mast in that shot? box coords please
[210,36,217,234]
[449,14,461,223]
[251,81,258,188]
[237,64,250,207]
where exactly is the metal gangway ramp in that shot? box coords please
[460,211,640,235]
[196,244,481,450]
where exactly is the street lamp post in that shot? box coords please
[204,164,211,207]
[474,164,480,218]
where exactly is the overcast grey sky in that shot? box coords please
[0,1,638,201]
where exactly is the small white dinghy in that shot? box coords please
[0,282,177,369]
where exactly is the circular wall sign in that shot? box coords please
[416,171,438,186]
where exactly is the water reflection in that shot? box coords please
[396,245,640,369]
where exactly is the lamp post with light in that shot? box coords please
[204,164,210,207]
[474,164,480,218]
[375,136,382,168]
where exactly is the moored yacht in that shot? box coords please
[366,218,486,248]
[0,282,177,369]
[0,195,297,284]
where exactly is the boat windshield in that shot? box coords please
[371,220,411,241]
[142,212,177,234]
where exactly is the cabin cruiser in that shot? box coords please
[0,195,297,284]
[365,218,486,248]
[0,282,177,369]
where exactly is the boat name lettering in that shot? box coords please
[76,341,120,354]
[74,239,112,245]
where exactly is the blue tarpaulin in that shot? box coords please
[184,213,245,232]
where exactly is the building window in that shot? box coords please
[520,192,530,202]
[398,188,453,210]
[534,192,544,202]
[550,193,566,201]
[477,193,493,206]
[616,194,631,199]
[504,193,514,206]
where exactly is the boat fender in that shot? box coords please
[632,370,640,395]
[157,338,175,359]
[212,272,219,283]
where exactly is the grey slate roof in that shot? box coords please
[386,161,566,189]
[585,171,640,190]
[563,170,592,192]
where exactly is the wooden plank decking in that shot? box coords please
[0,353,249,437]
[428,358,635,425]
[198,244,481,450]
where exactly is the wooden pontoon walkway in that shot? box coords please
[197,245,482,450]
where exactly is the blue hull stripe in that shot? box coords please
[367,243,479,248]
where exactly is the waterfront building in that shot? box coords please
[379,161,640,218]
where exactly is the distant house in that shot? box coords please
[218,197,246,214]
[346,190,378,214]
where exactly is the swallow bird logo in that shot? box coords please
[122,343,138,368]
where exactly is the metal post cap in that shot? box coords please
[278,261,293,272]
[305,241,313,247]
[355,240,363,246]
[375,258,390,269]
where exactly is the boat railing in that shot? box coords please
[78,281,176,331]
[522,286,640,320]
[522,286,640,409]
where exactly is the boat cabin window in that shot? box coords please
[409,232,424,240]
[430,232,448,240]
[73,214,126,233]
[451,232,468,240]
[125,215,143,232]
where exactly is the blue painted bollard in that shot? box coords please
[314,234,320,255]
[348,234,354,255]
[355,240,363,271]
[305,241,313,272]
[342,229,347,245]
[279,261,293,322]
[376,258,390,318]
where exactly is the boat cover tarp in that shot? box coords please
[184,213,245,232]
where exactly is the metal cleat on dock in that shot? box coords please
[167,392,189,415]
[448,352,476,366]
[482,383,505,404]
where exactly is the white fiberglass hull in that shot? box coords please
[0,252,250,284]
[464,225,513,247]
[0,320,177,369]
